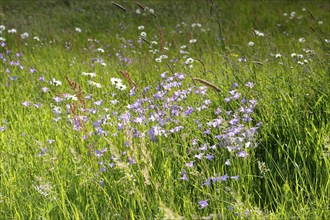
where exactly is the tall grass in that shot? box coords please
[0,0,329,219]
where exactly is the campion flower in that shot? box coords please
[185,57,194,64]
[75,27,81,32]
[248,41,254,46]
[97,48,105,53]
[33,36,40,41]
[116,83,127,91]
[0,25,5,32]
[254,30,264,37]
[138,25,144,30]
[110,78,122,85]
[8,28,16,33]
[0,37,6,42]
[299,37,305,43]
[81,72,96,77]
[140,32,147,37]
[275,53,281,58]
[189,39,197,44]
[49,78,62,86]
[191,23,202,28]
[87,80,102,88]
[160,55,168,59]
[21,32,29,39]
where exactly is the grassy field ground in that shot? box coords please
[0,0,329,219]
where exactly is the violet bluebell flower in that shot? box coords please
[206,154,214,160]
[128,157,136,165]
[199,200,208,209]
[219,174,229,181]
[238,151,248,158]
[180,169,188,181]
[186,161,194,168]
[22,101,30,107]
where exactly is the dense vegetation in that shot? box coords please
[0,0,329,219]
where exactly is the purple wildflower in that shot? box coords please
[186,161,194,168]
[199,200,209,209]
[206,154,214,160]
[238,151,248,158]
[194,153,204,159]
[244,82,254,88]
[38,75,45,82]
[22,101,30,107]
[41,87,49,93]
[219,174,229,181]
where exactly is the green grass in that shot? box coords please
[0,0,329,219]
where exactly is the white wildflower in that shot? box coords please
[138,25,144,30]
[75,27,81,32]
[160,55,168,59]
[189,39,197,44]
[87,80,102,88]
[21,32,29,39]
[50,78,62,86]
[299,37,305,43]
[185,57,194,64]
[254,30,265,37]
[110,78,122,85]
[81,72,96,77]
[140,32,147,37]
[248,41,255,47]
[116,83,127,91]
[8,28,17,33]
[155,57,162,63]
[97,48,105,53]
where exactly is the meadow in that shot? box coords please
[0,0,329,219]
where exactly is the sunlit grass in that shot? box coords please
[0,0,329,219]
